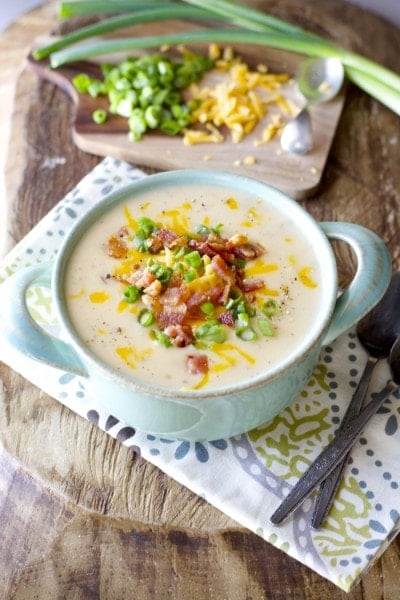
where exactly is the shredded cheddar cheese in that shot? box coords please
[298,267,318,288]
[89,291,110,303]
[183,47,293,146]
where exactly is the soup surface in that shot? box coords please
[65,183,322,391]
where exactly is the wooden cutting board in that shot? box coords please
[28,20,345,199]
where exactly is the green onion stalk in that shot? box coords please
[34,0,400,116]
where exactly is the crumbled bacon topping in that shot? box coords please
[107,218,269,377]
[164,324,195,347]
[187,354,209,374]
[107,235,128,259]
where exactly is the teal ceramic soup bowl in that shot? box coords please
[0,170,392,441]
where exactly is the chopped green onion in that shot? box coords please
[92,108,108,124]
[128,109,147,142]
[235,313,258,341]
[195,321,228,344]
[148,261,173,284]
[137,308,154,327]
[235,313,250,328]
[195,223,224,236]
[123,285,140,303]
[183,268,197,282]
[258,317,275,337]
[68,47,215,141]
[160,119,183,136]
[133,217,158,249]
[72,73,93,93]
[144,105,162,128]
[225,289,243,310]
[172,246,186,259]
[262,299,280,317]
[184,250,202,269]
[150,329,172,347]
[200,301,215,316]
[133,228,150,251]
[236,326,257,341]
[87,79,106,97]
[137,217,158,236]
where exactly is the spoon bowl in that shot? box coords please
[281,57,345,154]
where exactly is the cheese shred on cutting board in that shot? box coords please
[183,44,295,145]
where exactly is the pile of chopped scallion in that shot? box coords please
[32,0,400,117]
[72,51,213,139]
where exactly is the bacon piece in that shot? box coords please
[117,226,130,239]
[241,278,265,293]
[143,280,162,297]
[164,324,195,347]
[188,237,236,264]
[156,304,186,328]
[107,235,128,259]
[186,283,226,310]
[148,228,180,253]
[159,285,190,306]
[187,354,209,374]
[210,254,236,285]
[127,268,156,289]
[232,242,265,260]
[218,310,235,327]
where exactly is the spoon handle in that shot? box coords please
[311,355,378,529]
[270,379,397,525]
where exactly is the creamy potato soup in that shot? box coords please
[65,184,321,391]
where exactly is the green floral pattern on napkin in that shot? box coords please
[0,157,399,593]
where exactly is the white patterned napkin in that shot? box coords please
[1,157,399,592]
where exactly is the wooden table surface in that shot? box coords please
[1,1,400,598]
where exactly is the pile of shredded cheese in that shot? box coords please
[183,44,296,146]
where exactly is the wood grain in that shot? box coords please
[1,1,400,598]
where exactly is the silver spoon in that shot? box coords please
[311,271,400,528]
[270,335,400,525]
[280,57,345,154]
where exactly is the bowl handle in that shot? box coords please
[320,222,392,345]
[0,262,87,376]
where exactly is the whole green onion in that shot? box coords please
[34,4,224,60]
[59,1,169,19]
[34,0,400,115]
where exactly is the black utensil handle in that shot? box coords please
[270,380,397,525]
[311,355,378,529]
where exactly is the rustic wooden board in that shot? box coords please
[1,1,400,598]
[28,20,346,200]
